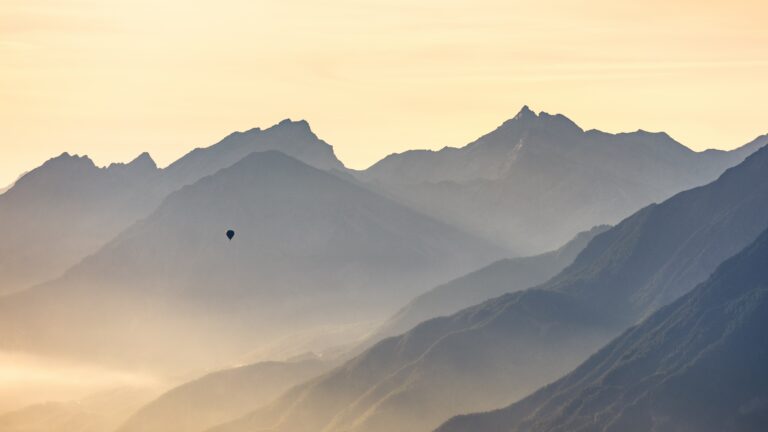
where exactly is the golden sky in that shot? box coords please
[1,0,766,185]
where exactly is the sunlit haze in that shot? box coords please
[1,0,767,184]
[0,351,158,413]
[2,3,768,430]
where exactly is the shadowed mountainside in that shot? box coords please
[438,226,768,432]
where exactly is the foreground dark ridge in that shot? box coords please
[438,225,768,432]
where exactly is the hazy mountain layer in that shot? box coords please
[212,142,768,432]
[0,119,345,295]
[0,151,501,372]
[120,357,329,432]
[372,225,609,340]
[3,111,760,297]
[0,387,157,432]
[0,153,161,294]
[360,106,766,254]
[438,226,768,432]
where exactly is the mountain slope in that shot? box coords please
[213,142,768,432]
[438,226,768,432]
[0,153,161,294]
[0,171,26,195]
[120,357,329,432]
[373,225,609,340]
[0,151,502,372]
[360,106,766,254]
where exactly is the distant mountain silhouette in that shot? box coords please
[0,152,161,293]
[372,225,609,340]
[2,112,761,296]
[119,357,329,432]
[0,120,346,295]
[211,142,768,432]
[0,151,501,371]
[438,226,768,432]
[359,106,766,254]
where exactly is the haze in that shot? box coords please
[2,0,767,186]
[0,351,158,413]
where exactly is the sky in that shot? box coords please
[1,0,767,186]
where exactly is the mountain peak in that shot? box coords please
[276,118,311,129]
[107,152,158,173]
[503,106,583,133]
[232,119,318,143]
[632,128,672,139]
[224,119,313,141]
[7,152,99,194]
[44,152,97,170]
[513,105,537,120]
[130,151,156,168]
[163,118,345,189]
[266,118,314,136]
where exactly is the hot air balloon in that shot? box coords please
[226,229,235,241]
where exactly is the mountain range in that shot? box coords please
[0,120,345,295]
[3,109,764,296]
[438,225,768,432]
[0,150,500,372]
[208,141,768,432]
[1,108,767,432]
[358,106,766,254]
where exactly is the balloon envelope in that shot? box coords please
[226,229,235,240]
